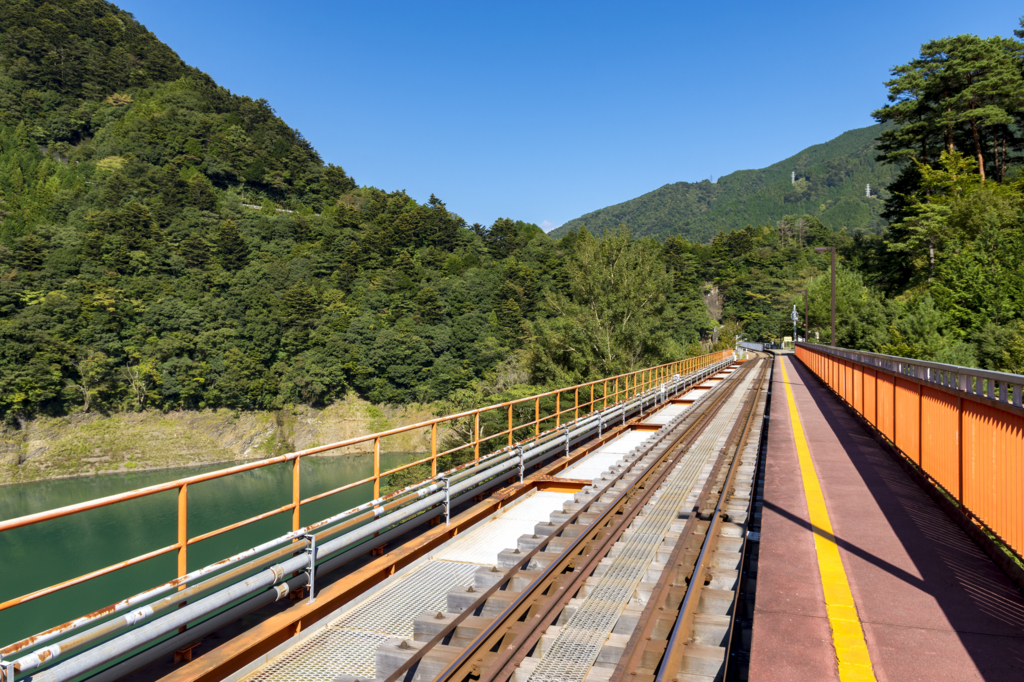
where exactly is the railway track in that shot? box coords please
[364,355,770,682]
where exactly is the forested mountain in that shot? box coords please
[552,124,899,242]
[0,0,717,427]
[3,0,1024,440]
[651,18,1024,374]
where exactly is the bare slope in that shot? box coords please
[0,397,436,484]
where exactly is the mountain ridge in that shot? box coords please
[551,123,897,242]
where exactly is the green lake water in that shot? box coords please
[0,451,415,648]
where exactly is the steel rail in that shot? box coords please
[153,416,641,682]
[384,358,750,682]
[654,358,768,682]
[607,358,767,681]
[472,363,756,682]
[722,354,772,681]
[453,361,758,682]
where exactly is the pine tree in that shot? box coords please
[485,218,526,259]
[496,298,524,346]
[180,233,211,268]
[281,281,319,327]
[216,219,249,270]
[874,35,1024,182]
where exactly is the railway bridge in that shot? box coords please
[3,345,1024,682]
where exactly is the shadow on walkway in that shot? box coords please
[785,358,1024,679]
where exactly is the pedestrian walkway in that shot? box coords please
[750,355,1024,681]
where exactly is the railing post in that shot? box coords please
[431,423,438,477]
[873,368,878,429]
[508,404,513,446]
[473,412,480,460]
[615,377,619,403]
[603,380,608,408]
[574,388,579,420]
[373,437,380,498]
[177,484,188,581]
[921,378,929,464]
[892,370,897,447]
[957,395,964,509]
[292,456,301,531]
[590,384,594,415]
[535,397,540,436]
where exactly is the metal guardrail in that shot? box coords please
[0,351,734,682]
[738,342,765,352]
[795,342,1024,564]
[0,353,729,618]
[798,342,1024,406]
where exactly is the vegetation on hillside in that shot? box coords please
[3,0,1024,450]
[609,17,1024,375]
[552,124,899,242]
[0,0,720,430]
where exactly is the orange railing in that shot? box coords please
[0,350,732,619]
[796,343,1024,559]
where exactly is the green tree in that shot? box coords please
[888,151,1022,285]
[806,268,888,351]
[529,228,676,382]
[179,232,211,268]
[216,219,249,270]
[485,218,527,259]
[65,350,112,412]
[496,298,524,346]
[874,34,1024,182]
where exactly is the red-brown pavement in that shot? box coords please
[749,354,1024,681]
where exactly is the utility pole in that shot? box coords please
[814,246,836,346]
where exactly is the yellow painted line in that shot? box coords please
[779,358,876,682]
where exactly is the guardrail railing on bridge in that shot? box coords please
[796,342,1024,562]
[0,350,734,682]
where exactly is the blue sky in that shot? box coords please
[118,1,1022,230]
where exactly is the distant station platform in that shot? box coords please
[750,355,1024,681]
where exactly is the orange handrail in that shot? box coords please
[0,350,733,615]
[795,342,1024,561]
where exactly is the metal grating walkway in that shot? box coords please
[241,560,478,682]
[527,369,755,682]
